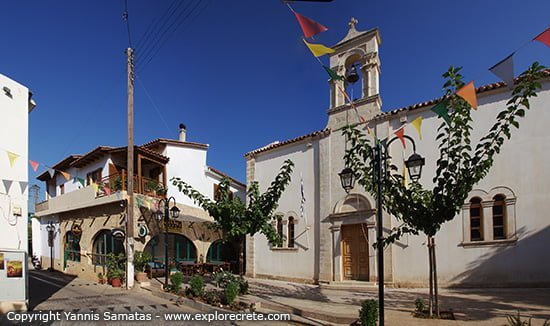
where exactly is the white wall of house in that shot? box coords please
[248,78,550,287]
[389,82,550,286]
[164,144,245,208]
[0,73,32,311]
[251,140,319,280]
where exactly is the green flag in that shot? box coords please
[77,178,86,187]
[323,66,343,81]
[431,99,451,125]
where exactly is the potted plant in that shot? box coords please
[133,251,152,282]
[106,253,125,288]
[97,272,106,284]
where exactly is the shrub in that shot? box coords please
[133,251,152,273]
[414,297,425,312]
[202,289,221,305]
[213,270,237,288]
[170,272,184,293]
[106,253,126,281]
[237,277,249,295]
[223,281,239,305]
[506,312,532,326]
[188,275,205,297]
[359,299,378,326]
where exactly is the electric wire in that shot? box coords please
[135,0,197,68]
[133,0,180,51]
[123,0,133,48]
[135,74,172,134]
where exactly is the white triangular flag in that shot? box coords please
[489,53,514,90]
[2,180,13,193]
[19,181,28,194]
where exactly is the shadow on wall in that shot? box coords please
[452,226,550,288]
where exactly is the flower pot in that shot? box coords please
[135,272,148,283]
[111,278,122,287]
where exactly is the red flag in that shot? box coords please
[104,186,111,196]
[29,160,39,172]
[534,28,550,47]
[394,127,406,148]
[293,11,328,38]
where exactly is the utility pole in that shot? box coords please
[126,47,135,289]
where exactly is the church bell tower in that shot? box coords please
[326,18,382,130]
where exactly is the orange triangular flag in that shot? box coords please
[60,171,71,181]
[456,81,478,110]
[394,127,406,148]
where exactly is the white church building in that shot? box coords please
[244,20,550,287]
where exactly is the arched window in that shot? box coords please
[64,232,81,263]
[276,216,283,248]
[492,195,506,240]
[288,217,295,248]
[145,233,197,265]
[207,240,237,263]
[92,230,125,266]
[469,197,483,241]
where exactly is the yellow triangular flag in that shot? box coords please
[91,182,99,192]
[7,151,19,168]
[303,39,334,57]
[145,199,151,209]
[60,171,71,181]
[456,81,478,110]
[411,116,423,140]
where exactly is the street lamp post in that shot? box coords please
[46,222,55,272]
[339,134,425,326]
[155,196,180,289]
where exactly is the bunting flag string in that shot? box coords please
[533,27,550,48]
[288,5,328,39]
[29,160,39,172]
[19,181,28,194]
[411,116,423,140]
[2,180,13,193]
[394,127,406,148]
[47,168,56,179]
[60,171,71,181]
[489,54,515,89]
[430,99,451,125]
[136,196,142,208]
[303,39,334,57]
[7,151,19,168]
[456,81,478,110]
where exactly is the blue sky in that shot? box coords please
[1,0,548,197]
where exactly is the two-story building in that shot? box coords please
[0,73,36,312]
[34,124,245,282]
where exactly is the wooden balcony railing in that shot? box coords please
[97,170,166,198]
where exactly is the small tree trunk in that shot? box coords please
[238,236,245,276]
[432,237,440,317]
[427,235,433,318]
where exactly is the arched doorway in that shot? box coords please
[145,233,197,266]
[207,240,237,263]
[92,229,125,266]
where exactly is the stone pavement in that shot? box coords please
[244,278,550,325]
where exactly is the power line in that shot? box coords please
[135,0,194,67]
[135,74,172,134]
[123,0,133,47]
[137,0,211,72]
[134,0,180,51]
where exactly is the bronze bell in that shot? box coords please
[346,65,359,83]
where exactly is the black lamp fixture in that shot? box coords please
[405,153,425,182]
[346,64,360,84]
[338,167,356,193]
[155,196,180,288]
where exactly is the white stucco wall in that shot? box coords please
[252,139,319,281]
[0,74,29,253]
[389,82,550,286]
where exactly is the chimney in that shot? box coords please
[179,123,187,142]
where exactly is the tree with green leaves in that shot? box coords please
[343,62,546,317]
[171,159,294,275]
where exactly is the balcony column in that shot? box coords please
[137,153,142,193]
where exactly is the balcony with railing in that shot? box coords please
[96,170,166,199]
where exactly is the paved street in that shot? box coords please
[0,270,296,326]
